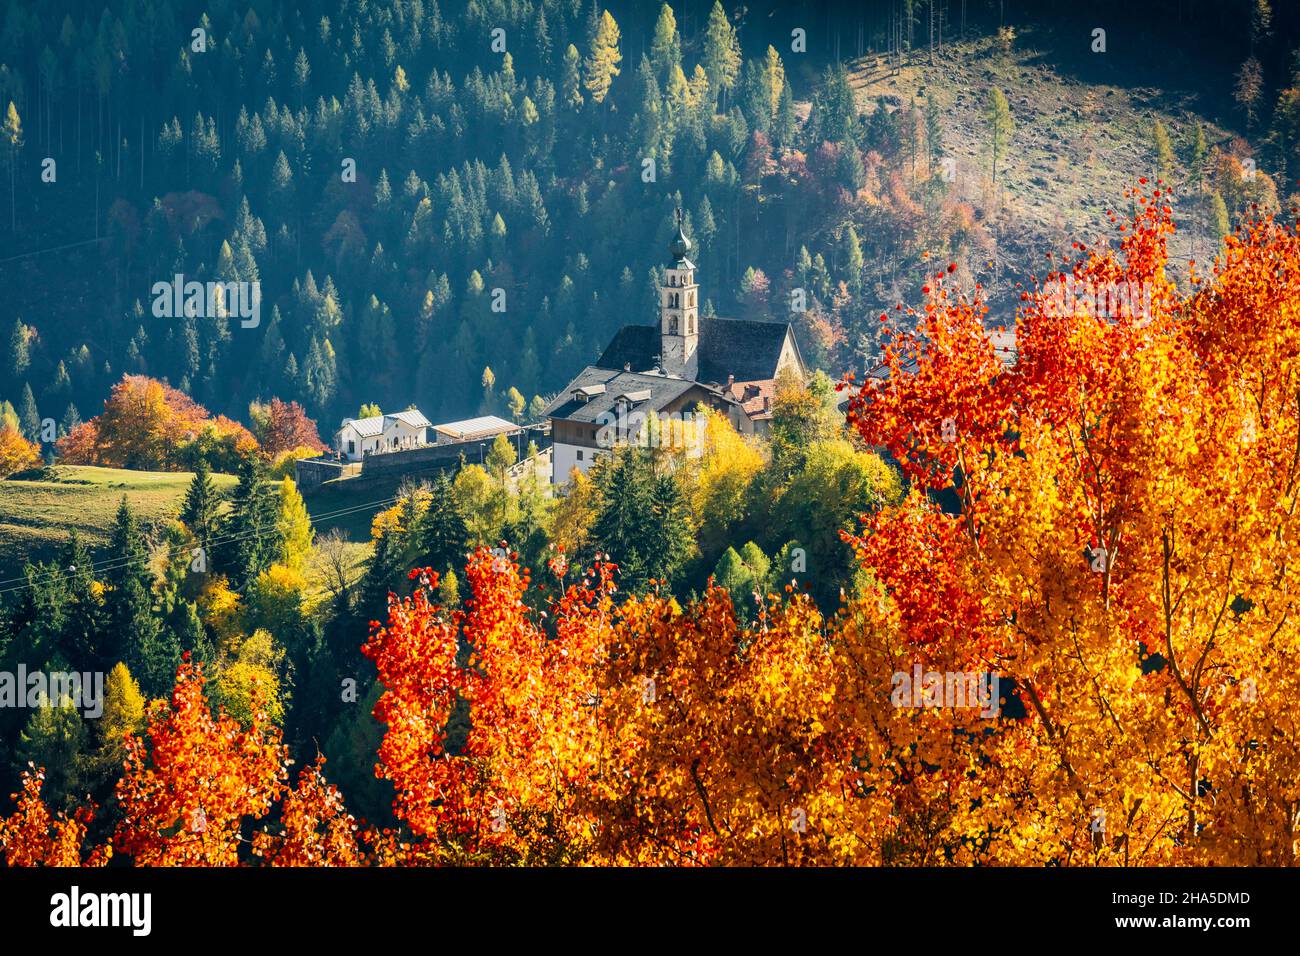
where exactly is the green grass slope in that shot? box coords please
[0,466,239,579]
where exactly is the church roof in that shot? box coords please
[594,316,798,386]
[697,317,797,384]
[596,325,660,373]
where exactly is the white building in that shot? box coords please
[335,408,432,461]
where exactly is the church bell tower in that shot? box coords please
[660,208,699,380]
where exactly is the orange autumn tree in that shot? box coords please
[845,185,1300,865]
[114,658,289,865]
[58,374,258,470]
[251,755,361,866]
[364,551,889,866]
[0,770,110,866]
[362,553,615,864]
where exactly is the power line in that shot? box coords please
[0,236,106,266]
[0,493,400,597]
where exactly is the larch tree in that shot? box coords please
[583,10,623,106]
[985,88,1013,184]
[649,4,681,82]
[702,1,741,110]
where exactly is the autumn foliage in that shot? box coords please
[113,658,288,865]
[845,185,1300,864]
[0,771,109,866]
[6,193,1300,865]
[250,397,329,456]
[57,375,258,470]
[54,375,328,471]
[0,424,40,478]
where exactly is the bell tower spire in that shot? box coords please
[660,207,699,380]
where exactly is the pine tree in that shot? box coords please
[173,599,214,664]
[58,532,103,669]
[592,451,653,590]
[808,64,857,144]
[277,476,314,572]
[86,662,145,787]
[180,459,221,547]
[702,1,742,110]
[359,525,406,618]
[774,80,796,148]
[60,404,80,437]
[6,318,28,378]
[15,701,85,808]
[3,101,22,232]
[126,623,181,702]
[1209,190,1231,244]
[18,382,39,442]
[1152,118,1176,182]
[535,5,553,69]
[986,88,1014,184]
[843,226,865,295]
[562,44,585,111]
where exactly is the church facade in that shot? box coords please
[545,211,807,484]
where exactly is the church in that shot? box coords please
[545,210,807,484]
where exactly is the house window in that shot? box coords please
[347,440,355,454]
[576,449,584,461]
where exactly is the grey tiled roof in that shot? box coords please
[542,367,705,423]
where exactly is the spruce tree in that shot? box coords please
[103,498,163,677]
[126,624,182,701]
[58,532,103,669]
[18,382,39,442]
[15,701,85,808]
[592,451,653,590]
[415,473,470,578]
[180,458,221,548]
[646,471,694,587]
[359,527,406,618]
[220,455,282,589]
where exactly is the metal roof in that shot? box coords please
[338,414,385,438]
[431,415,517,441]
[385,408,432,429]
[337,408,432,439]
